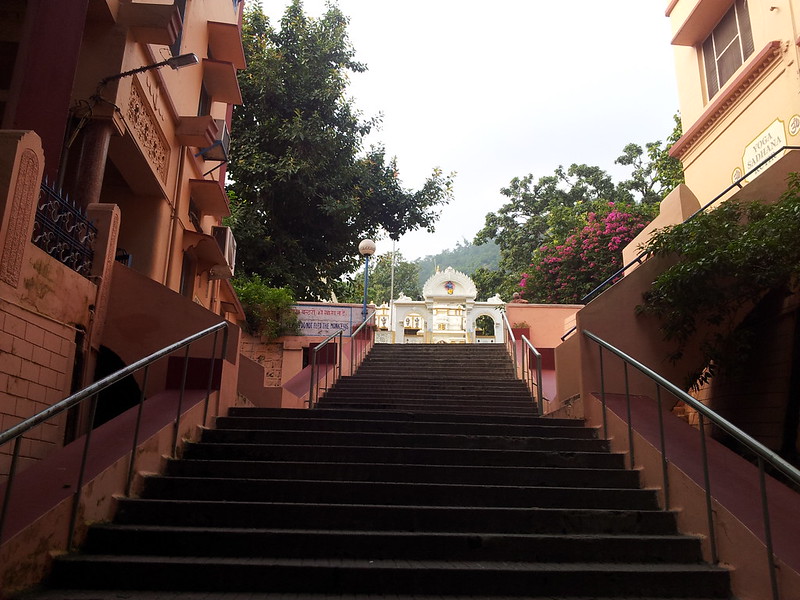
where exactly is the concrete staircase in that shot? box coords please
[40,343,731,598]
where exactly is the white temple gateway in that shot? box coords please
[374,266,505,344]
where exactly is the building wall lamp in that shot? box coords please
[98,53,199,87]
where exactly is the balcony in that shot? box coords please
[202,59,242,105]
[117,0,181,46]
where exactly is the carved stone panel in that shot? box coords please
[127,78,170,183]
[1,149,40,287]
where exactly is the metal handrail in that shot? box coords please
[501,311,517,371]
[584,329,800,600]
[575,145,800,309]
[520,335,544,414]
[0,320,229,549]
[307,329,343,409]
[502,313,543,413]
[306,310,376,409]
[349,310,376,376]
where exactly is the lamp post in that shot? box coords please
[358,239,376,322]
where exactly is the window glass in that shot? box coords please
[702,0,753,100]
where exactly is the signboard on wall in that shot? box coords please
[741,119,786,182]
[294,304,357,337]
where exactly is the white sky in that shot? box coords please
[256,0,679,261]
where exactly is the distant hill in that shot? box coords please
[415,239,500,288]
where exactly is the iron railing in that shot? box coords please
[32,182,97,277]
[501,312,544,414]
[501,311,518,372]
[307,329,343,409]
[520,335,544,415]
[0,321,229,550]
[307,311,375,408]
[584,329,800,600]
[561,144,800,341]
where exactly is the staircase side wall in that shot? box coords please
[0,131,97,480]
[0,395,210,594]
[582,391,800,600]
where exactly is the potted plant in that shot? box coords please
[511,321,530,339]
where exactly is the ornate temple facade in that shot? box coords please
[374,267,505,344]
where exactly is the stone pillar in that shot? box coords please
[86,203,121,350]
[0,131,45,289]
[74,119,115,207]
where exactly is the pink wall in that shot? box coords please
[8,0,90,181]
[505,304,582,349]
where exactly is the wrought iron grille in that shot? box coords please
[31,182,97,277]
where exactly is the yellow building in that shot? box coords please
[667,0,800,205]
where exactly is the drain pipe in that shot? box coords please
[163,147,186,287]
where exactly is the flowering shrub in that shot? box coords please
[520,202,654,304]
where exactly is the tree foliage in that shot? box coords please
[228,2,453,299]
[232,275,300,340]
[415,239,500,290]
[335,251,422,304]
[521,201,656,303]
[473,116,684,299]
[638,175,800,384]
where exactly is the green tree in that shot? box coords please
[335,251,421,304]
[521,201,657,303]
[471,266,516,301]
[232,275,300,340]
[474,123,685,300]
[615,113,685,203]
[228,2,453,299]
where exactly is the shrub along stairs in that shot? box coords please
[42,343,731,598]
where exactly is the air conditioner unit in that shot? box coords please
[210,225,236,279]
[200,119,230,162]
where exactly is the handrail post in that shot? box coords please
[337,329,343,381]
[698,412,718,564]
[202,331,220,427]
[598,345,608,439]
[624,363,634,469]
[67,392,99,550]
[758,457,780,600]
[655,384,670,510]
[350,326,355,376]
[172,345,191,458]
[535,351,544,415]
[126,366,150,497]
[308,348,317,409]
[0,436,23,545]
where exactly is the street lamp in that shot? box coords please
[358,239,376,322]
[98,53,199,87]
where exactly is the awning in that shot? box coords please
[189,178,230,218]
[183,230,231,279]
[202,59,242,105]
[208,21,246,69]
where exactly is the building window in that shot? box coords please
[180,252,197,298]
[198,83,212,116]
[170,0,188,57]
[702,0,754,99]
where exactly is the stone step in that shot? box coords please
[82,524,704,563]
[164,460,638,488]
[226,406,580,427]
[138,476,660,510]
[50,555,730,597]
[112,499,681,535]
[213,415,598,438]
[313,400,537,415]
[180,442,626,469]
[198,428,608,452]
